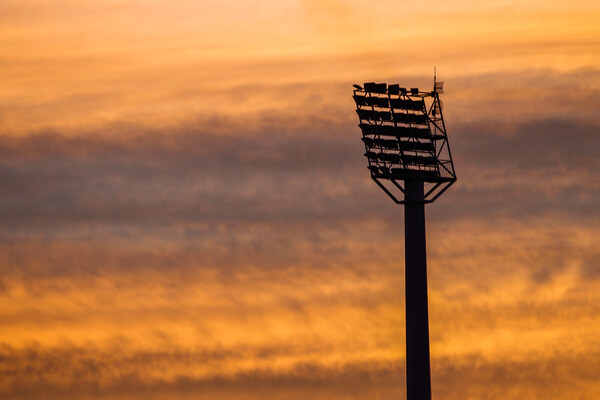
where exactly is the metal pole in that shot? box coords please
[404,178,432,400]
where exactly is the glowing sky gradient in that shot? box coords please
[1,1,599,399]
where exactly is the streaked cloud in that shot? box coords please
[1,0,599,399]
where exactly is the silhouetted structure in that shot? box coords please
[352,78,456,400]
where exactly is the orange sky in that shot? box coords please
[1,1,599,399]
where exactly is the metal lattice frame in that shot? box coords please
[353,82,456,204]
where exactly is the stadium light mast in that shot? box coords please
[352,78,456,400]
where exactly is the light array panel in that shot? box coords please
[353,82,456,203]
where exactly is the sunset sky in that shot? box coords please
[1,1,599,399]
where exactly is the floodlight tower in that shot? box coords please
[352,78,456,400]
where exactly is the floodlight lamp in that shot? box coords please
[388,84,400,95]
[364,82,387,94]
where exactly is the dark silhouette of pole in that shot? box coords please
[404,178,432,400]
[352,80,456,400]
